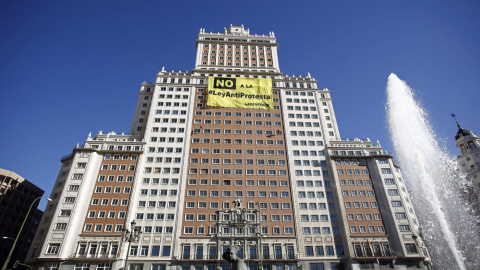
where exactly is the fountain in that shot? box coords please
[386,73,480,269]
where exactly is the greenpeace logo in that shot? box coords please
[213,77,236,90]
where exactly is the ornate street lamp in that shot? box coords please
[122,220,142,270]
[2,197,51,270]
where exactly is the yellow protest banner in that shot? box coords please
[207,77,273,109]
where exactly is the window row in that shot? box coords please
[293,160,327,167]
[286,106,317,111]
[200,62,273,67]
[294,170,329,176]
[141,178,179,185]
[284,91,315,96]
[298,191,327,198]
[149,137,184,143]
[297,180,330,187]
[146,157,181,163]
[151,109,187,115]
[201,56,272,61]
[84,224,123,232]
[339,179,372,186]
[188,168,287,176]
[331,150,366,156]
[288,122,321,128]
[302,227,333,235]
[285,98,316,104]
[192,129,283,136]
[190,148,284,156]
[151,126,185,132]
[75,242,119,258]
[291,150,325,156]
[135,213,175,222]
[147,147,183,153]
[335,159,366,165]
[103,154,134,161]
[87,210,126,219]
[188,179,289,186]
[342,190,375,197]
[344,201,379,208]
[187,190,289,198]
[152,119,186,125]
[128,245,171,257]
[337,169,369,175]
[94,186,134,194]
[136,213,175,221]
[138,201,176,208]
[299,203,334,210]
[190,158,286,166]
[91,198,129,205]
[139,189,178,196]
[193,119,282,126]
[289,130,323,137]
[300,214,330,222]
[291,140,324,147]
[305,245,340,256]
[97,174,134,183]
[194,111,278,118]
[104,153,138,160]
[158,87,190,92]
[186,225,294,235]
[350,225,385,234]
[100,164,136,171]
[144,167,181,174]
[288,113,320,120]
[155,101,188,107]
[346,213,382,221]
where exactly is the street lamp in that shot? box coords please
[122,220,142,270]
[1,196,51,270]
[255,202,263,270]
[14,260,32,270]
[2,236,14,241]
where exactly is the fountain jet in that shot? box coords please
[386,73,480,270]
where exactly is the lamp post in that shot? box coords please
[14,260,32,270]
[2,196,51,270]
[255,202,263,270]
[122,220,142,270]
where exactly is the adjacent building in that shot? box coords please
[26,25,430,270]
[0,168,44,269]
[452,117,480,219]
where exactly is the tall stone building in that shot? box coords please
[26,25,430,270]
[452,117,480,219]
[0,168,44,269]
[453,118,480,194]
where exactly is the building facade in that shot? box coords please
[453,118,480,218]
[0,168,45,269]
[27,25,430,270]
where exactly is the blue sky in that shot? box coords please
[1,0,479,209]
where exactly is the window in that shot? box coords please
[388,189,399,195]
[391,201,402,207]
[305,246,314,256]
[46,244,60,254]
[72,173,83,180]
[405,243,418,254]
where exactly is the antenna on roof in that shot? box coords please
[451,113,461,128]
